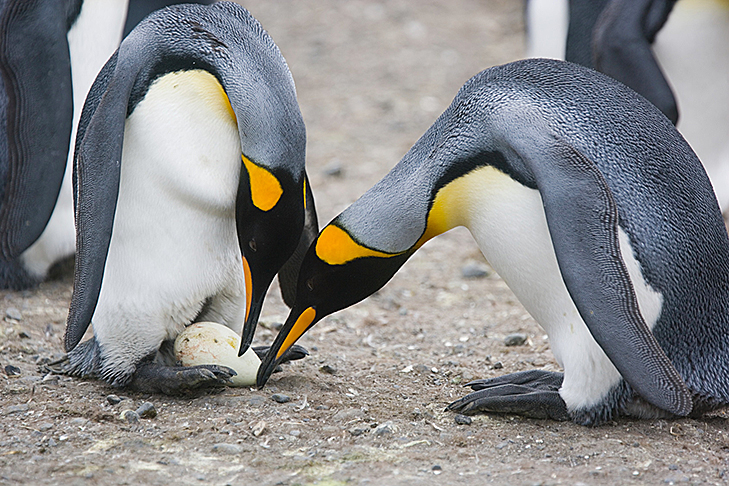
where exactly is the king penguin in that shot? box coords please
[0,0,128,289]
[256,58,729,426]
[0,0,216,290]
[59,2,318,394]
[528,0,729,212]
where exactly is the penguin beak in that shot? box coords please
[238,255,266,356]
[257,305,317,387]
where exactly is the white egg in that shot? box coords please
[173,321,260,386]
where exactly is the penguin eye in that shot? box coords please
[248,239,257,252]
[306,278,315,291]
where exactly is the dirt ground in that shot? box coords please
[2,1,729,485]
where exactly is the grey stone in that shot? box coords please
[106,395,122,405]
[5,307,22,321]
[6,403,29,415]
[504,333,527,347]
[319,364,338,375]
[120,410,139,423]
[461,264,489,279]
[454,414,472,425]
[135,402,157,419]
[271,393,291,404]
[373,421,395,436]
[212,443,244,455]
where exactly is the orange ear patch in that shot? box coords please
[242,155,283,211]
[315,225,402,265]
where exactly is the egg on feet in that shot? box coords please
[174,321,260,386]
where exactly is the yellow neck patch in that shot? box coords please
[154,69,237,124]
[277,307,317,359]
[242,155,283,211]
[315,225,403,265]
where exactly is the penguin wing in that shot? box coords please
[277,174,319,307]
[0,1,74,258]
[592,0,678,124]
[64,49,138,352]
[519,132,692,416]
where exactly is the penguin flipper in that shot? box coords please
[64,50,139,352]
[446,370,569,421]
[522,133,692,417]
[592,0,678,124]
[0,1,74,259]
[277,174,319,307]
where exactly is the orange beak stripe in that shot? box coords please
[242,256,253,322]
[277,307,317,359]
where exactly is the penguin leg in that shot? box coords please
[127,360,236,395]
[446,370,570,421]
[51,338,236,395]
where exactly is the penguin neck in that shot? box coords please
[415,164,515,249]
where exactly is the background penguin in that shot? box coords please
[526,0,729,212]
[0,0,128,289]
[58,2,318,394]
[0,0,214,291]
[256,58,729,426]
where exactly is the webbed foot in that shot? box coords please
[128,362,236,395]
[253,344,308,370]
[447,370,570,421]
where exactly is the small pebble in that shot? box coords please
[374,421,395,436]
[135,402,157,419]
[4,365,21,376]
[319,364,338,375]
[461,263,489,279]
[17,331,30,339]
[271,393,291,403]
[48,438,57,447]
[38,422,54,432]
[454,414,472,425]
[212,443,243,455]
[106,395,122,405]
[289,429,301,437]
[504,333,528,347]
[349,427,368,436]
[6,403,29,414]
[252,420,266,437]
[5,307,22,321]
[41,373,59,384]
[323,160,343,177]
[492,361,503,370]
[432,465,442,475]
[413,364,430,374]
[119,410,139,423]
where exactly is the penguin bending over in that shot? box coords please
[59,2,318,394]
[256,58,729,425]
[0,0,128,289]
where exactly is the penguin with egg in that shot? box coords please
[57,2,317,393]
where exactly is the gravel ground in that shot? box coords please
[2,1,729,485]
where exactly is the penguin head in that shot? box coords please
[236,157,310,352]
[256,220,412,387]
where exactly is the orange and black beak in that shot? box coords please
[257,304,318,387]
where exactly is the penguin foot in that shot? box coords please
[252,344,308,371]
[128,362,236,395]
[446,370,570,421]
